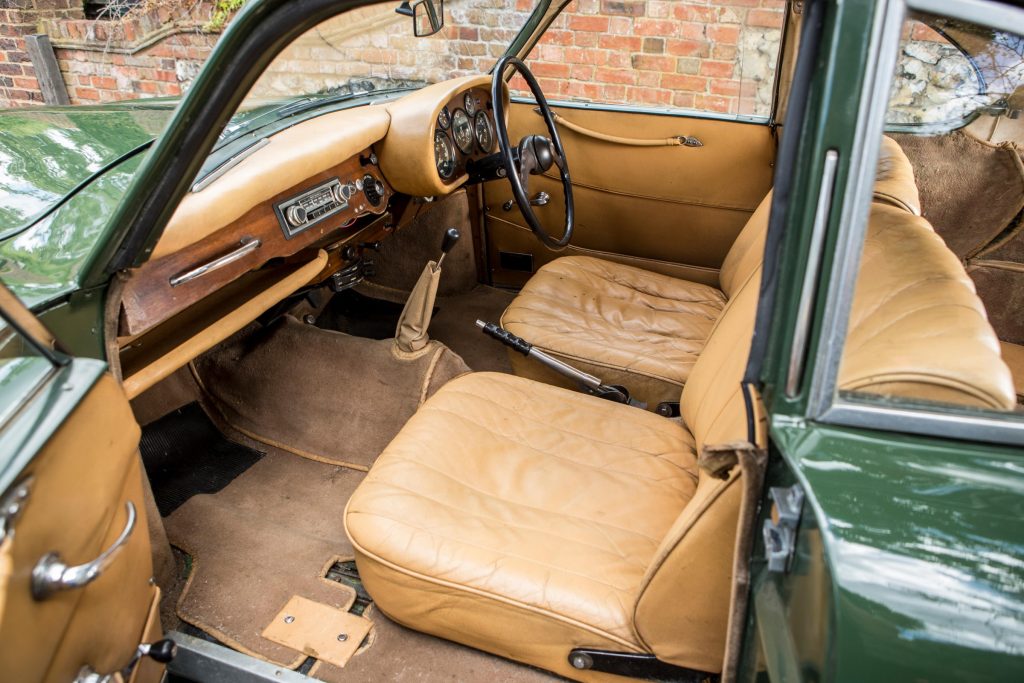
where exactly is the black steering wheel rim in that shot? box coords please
[491,56,574,251]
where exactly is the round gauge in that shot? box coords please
[451,108,474,155]
[474,111,493,153]
[434,130,456,180]
[464,92,477,116]
[437,106,451,130]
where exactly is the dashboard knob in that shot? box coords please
[363,175,384,207]
[285,204,307,227]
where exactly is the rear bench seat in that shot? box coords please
[501,136,927,407]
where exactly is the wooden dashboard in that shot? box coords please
[119,149,392,338]
[115,74,503,399]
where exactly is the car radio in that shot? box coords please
[274,177,359,239]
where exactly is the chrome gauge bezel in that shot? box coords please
[437,105,451,130]
[434,129,456,180]
[464,91,477,116]
[451,108,475,155]
[474,111,493,153]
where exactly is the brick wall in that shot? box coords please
[251,0,785,118]
[0,1,217,108]
[0,0,85,106]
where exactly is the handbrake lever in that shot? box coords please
[476,320,645,409]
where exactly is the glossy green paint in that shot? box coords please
[0,103,174,238]
[767,417,1024,681]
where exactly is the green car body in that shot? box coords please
[0,0,1021,680]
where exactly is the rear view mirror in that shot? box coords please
[399,0,444,37]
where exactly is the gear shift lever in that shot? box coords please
[437,227,460,269]
[394,226,461,354]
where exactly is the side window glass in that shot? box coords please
[838,11,1024,416]
[517,0,785,118]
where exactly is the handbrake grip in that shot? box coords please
[476,320,644,408]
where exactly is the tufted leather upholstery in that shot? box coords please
[841,203,1014,410]
[502,137,921,406]
[501,195,771,407]
[346,260,763,679]
[873,135,922,215]
[344,136,1013,682]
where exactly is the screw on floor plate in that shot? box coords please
[337,633,348,641]
[284,615,295,624]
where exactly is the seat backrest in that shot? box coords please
[839,203,1014,409]
[718,136,920,300]
[873,135,922,215]
[633,152,1013,672]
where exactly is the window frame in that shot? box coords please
[803,0,1024,448]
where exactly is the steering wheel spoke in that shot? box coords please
[492,57,574,250]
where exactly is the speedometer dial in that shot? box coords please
[474,111,493,152]
[451,109,474,155]
[434,130,455,179]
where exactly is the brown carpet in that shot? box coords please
[892,131,1024,259]
[164,447,364,667]
[369,190,478,297]
[193,316,470,470]
[430,286,517,374]
[311,604,560,683]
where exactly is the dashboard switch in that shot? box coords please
[285,204,307,227]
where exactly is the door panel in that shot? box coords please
[0,370,160,683]
[484,103,775,287]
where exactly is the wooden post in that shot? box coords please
[24,34,70,106]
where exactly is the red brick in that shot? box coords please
[708,25,740,44]
[598,34,642,51]
[531,61,570,78]
[673,4,716,22]
[595,67,637,85]
[666,39,709,57]
[634,18,676,36]
[748,9,784,28]
[700,60,734,78]
[601,0,646,16]
[568,15,610,32]
[76,87,99,100]
[631,54,675,71]
[662,73,707,92]
[709,78,740,96]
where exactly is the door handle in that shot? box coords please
[169,237,261,287]
[31,501,137,600]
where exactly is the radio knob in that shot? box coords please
[363,175,384,207]
[286,205,307,227]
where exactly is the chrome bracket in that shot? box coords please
[762,484,805,573]
[0,477,33,544]
[675,135,703,147]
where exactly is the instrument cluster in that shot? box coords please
[434,87,495,182]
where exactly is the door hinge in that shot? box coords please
[0,477,33,543]
[762,483,804,573]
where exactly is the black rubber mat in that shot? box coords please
[140,402,265,516]
[317,289,433,340]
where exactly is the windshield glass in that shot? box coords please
[237,0,540,117]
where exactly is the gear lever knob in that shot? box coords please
[441,227,461,255]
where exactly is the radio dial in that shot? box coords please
[286,204,308,227]
[363,175,385,207]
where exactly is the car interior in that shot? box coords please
[13,1,1021,681]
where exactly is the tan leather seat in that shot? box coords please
[501,137,922,407]
[346,263,763,680]
[344,142,1012,682]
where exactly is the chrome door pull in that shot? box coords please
[169,237,261,287]
[32,501,136,600]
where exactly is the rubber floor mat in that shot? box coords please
[140,402,265,516]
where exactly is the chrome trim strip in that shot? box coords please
[166,630,313,682]
[905,0,1024,31]
[786,149,839,397]
[821,400,1024,447]
[169,237,261,287]
[806,0,906,418]
[192,137,270,193]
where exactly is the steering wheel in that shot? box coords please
[491,56,574,250]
